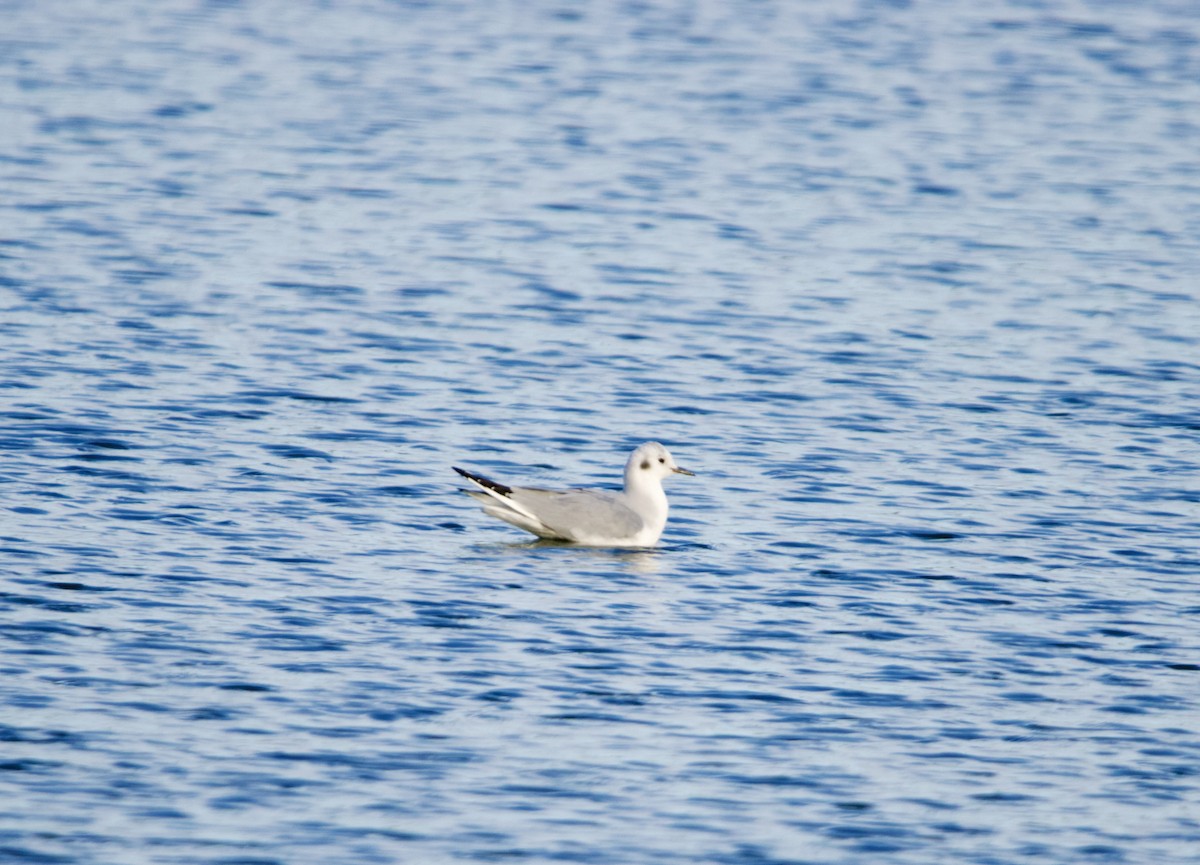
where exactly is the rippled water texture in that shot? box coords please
[2,1,1199,863]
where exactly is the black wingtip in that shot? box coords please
[453,466,513,497]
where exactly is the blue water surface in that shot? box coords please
[2,1,1199,863]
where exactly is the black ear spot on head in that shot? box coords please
[640,460,650,470]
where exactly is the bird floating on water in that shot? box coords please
[454,441,694,547]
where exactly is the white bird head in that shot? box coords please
[625,441,695,483]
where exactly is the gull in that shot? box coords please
[453,441,694,547]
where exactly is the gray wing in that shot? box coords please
[509,488,644,541]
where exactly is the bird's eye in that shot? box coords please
[658,457,665,463]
